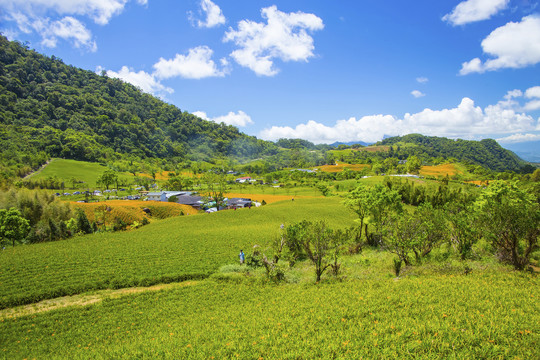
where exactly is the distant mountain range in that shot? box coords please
[500,141,540,163]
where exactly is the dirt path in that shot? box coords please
[0,281,198,319]
[23,159,52,180]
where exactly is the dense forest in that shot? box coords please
[0,35,278,180]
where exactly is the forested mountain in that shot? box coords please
[0,36,278,179]
[378,134,526,172]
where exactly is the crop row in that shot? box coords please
[0,198,356,309]
[1,272,538,358]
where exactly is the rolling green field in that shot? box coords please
[27,159,134,188]
[1,272,538,359]
[0,198,357,309]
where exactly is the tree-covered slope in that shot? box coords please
[378,134,526,172]
[0,36,277,179]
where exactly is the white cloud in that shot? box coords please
[524,86,540,111]
[223,5,324,76]
[192,111,210,120]
[496,133,540,143]
[443,0,509,26]
[0,0,132,25]
[153,46,229,79]
[416,77,429,84]
[411,90,425,98]
[259,96,539,144]
[189,0,226,28]
[0,0,144,50]
[101,66,173,98]
[42,16,97,51]
[460,15,540,74]
[193,110,253,127]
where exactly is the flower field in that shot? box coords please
[0,198,356,309]
[1,272,538,359]
[317,163,370,173]
[224,193,317,204]
[74,200,198,226]
[419,163,462,177]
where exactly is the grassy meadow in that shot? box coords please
[28,159,134,188]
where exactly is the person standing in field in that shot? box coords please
[239,250,245,264]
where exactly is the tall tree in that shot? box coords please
[475,181,540,270]
[0,207,30,247]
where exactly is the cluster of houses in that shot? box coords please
[145,191,254,212]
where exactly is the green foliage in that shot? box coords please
[0,188,73,243]
[345,183,404,247]
[445,203,479,260]
[284,220,348,281]
[76,208,93,235]
[393,258,403,277]
[475,181,540,270]
[96,169,118,189]
[0,207,30,247]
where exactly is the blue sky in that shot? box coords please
[1,0,540,146]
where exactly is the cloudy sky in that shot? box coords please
[1,0,540,145]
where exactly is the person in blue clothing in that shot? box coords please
[239,249,245,264]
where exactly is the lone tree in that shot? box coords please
[97,169,118,190]
[345,184,402,246]
[285,220,347,282]
[0,208,30,247]
[475,181,540,270]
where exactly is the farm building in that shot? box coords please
[147,191,193,202]
[176,195,204,209]
[227,198,252,209]
[235,176,252,183]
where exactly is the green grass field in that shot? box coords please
[0,198,356,309]
[28,159,134,189]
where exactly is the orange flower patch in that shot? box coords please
[317,163,369,173]
[419,164,462,177]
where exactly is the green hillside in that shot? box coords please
[377,134,526,172]
[27,158,134,187]
[0,36,277,180]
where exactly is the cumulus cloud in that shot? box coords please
[223,5,324,76]
[0,0,145,50]
[192,110,253,127]
[100,66,173,98]
[411,90,425,98]
[189,0,226,28]
[259,95,539,144]
[496,133,540,143]
[153,46,229,79]
[416,77,429,84]
[42,17,97,51]
[460,15,540,74]
[443,0,509,26]
[524,86,540,111]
